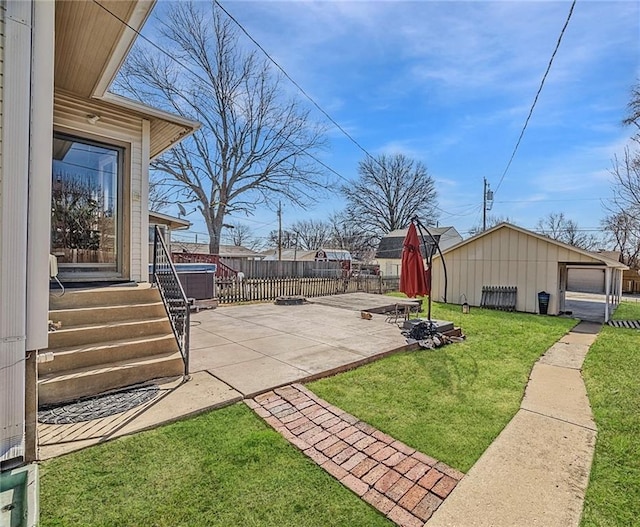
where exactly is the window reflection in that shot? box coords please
[51,135,120,269]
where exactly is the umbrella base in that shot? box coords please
[402,319,454,333]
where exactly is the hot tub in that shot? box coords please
[149,263,217,300]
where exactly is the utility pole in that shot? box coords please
[483,178,493,231]
[277,201,282,261]
[483,178,487,232]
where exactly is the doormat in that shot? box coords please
[38,385,160,425]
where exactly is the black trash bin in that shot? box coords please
[538,291,550,315]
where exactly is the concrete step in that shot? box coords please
[39,334,179,375]
[48,317,173,349]
[38,351,185,406]
[49,285,160,310]
[50,302,167,328]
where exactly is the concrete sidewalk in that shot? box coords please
[427,321,600,527]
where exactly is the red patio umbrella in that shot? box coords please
[399,223,429,298]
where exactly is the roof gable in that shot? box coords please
[375,226,462,260]
[436,223,627,268]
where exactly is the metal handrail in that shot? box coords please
[152,226,190,376]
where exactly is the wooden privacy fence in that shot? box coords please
[216,276,400,304]
[220,258,344,278]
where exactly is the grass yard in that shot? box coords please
[39,404,393,527]
[581,326,640,527]
[40,298,577,526]
[309,301,576,472]
[611,297,640,320]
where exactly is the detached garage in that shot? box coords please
[567,252,622,294]
[429,223,627,322]
[568,267,605,294]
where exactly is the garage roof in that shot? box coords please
[435,223,628,269]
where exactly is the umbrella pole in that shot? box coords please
[412,217,448,331]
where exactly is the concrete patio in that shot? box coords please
[38,293,418,458]
[189,294,417,396]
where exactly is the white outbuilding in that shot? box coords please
[429,223,627,322]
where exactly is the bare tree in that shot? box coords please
[601,212,640,267]
[609,147,640,221]
[266,229,297,250]
[117,2,328,254]
[290,219,333,250]
[342,153,438,236]
[602,82,640,266]
[220,222,260,249]
[623,83,640,131]
[535,212,599,250]
[328,212,377,261]
[148,174,175,213]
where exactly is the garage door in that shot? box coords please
[567,268,605,294]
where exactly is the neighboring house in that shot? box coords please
[375,226,462,276]
[429,223,627,321]
[316,249,352,263]
[623,268,640,293]
[0,0,198,493]
[149,211,191,262]
[261,248,352,263]
[171,241,264,260]
[261,249,317,261]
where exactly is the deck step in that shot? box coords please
[43,284,187,407]
[39,351,185,406]
[50,302,167,327]
[49,285,160,310]
[39,334,179,375]
[48,317,173,349]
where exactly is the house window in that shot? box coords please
[51,133,123,273]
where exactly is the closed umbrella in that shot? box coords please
[399,223,428,298]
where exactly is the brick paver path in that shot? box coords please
[246,383,464,527]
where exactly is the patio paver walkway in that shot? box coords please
[247,383,464,527]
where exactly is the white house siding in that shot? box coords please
[378,259,402,277]
[0,0,31,464]
[27,0,54,352]
[0,4,4,221]
[430,226,604,315]
[54,91,148,282]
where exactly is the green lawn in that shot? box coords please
[309,301,576,472]
[40,404,393,527]
[581,326,640,526]
[611,298,640,320]
[40,300,577,526]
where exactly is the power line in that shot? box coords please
[91,0,353,186]
[213,1,413,188]
[493,0,577,196]
[214,0,375,165]
[496,197,605,204]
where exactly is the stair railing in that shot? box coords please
[152,226,190,376]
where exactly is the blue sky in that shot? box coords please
[151,0,639,244]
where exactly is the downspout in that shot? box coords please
[24,0,55,463]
